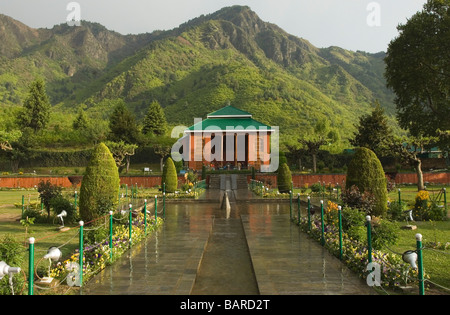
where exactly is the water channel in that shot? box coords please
[80,175,376,295]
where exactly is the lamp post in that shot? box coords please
[366,216,372,264]
[320,200,324,246]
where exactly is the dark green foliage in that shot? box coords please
[277,163,292,193]
[341,185,376,215]
[142,101,167,136]
[0,235,25,295]
[161,157,177,193]
[371,219,399,250]
[108,100,141,144]
[202,164,207,180]
[49,195,77,224]
[350,102,392,157]
[79,143,120,224]
[0,7,398,153]
[345,147,387,217]
[37,180,63,221]
[18,79,50,132]
[385,0,450,137]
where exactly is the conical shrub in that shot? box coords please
[162,157,178,193]
[79,143,120,223]
[277,163,292,193]
[346,147,387,217]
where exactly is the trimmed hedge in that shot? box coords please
[277,163,292,193]
[161,157,177,193]
[346,147,387,217]
[79,143,120,224]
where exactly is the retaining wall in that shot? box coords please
[1,172,448,189]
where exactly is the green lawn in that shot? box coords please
[388,221,450,292]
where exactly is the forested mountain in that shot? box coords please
[0,6,397,149]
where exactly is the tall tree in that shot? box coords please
[142,101,167,136]
[18,79,51,132]
[108,100,141,144]
[385,0,450,138]
[388,135,438,191]
[299,119,337,173]
[350,102,393,157]
[104,140,138,173]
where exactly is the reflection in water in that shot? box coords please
[81,194,375,295]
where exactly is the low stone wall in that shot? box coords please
[0,172,448,189]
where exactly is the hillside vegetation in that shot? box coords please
[0,5,397,154]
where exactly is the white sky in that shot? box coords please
[0,0,427,53]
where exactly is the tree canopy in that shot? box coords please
[18,79,51,132]
[142,100,167,136]
[350,102,393,157]
[385,0,450,138]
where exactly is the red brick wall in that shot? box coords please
[0,176,188,188]
[252,172,450,188]
[0,172,448,189]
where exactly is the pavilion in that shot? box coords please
[175,106,276,172]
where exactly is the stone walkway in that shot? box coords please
[81,192,376,295]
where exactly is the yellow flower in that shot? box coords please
[415,190,429,201]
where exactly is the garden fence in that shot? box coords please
[1,195,165,295]
[287,191,449,295]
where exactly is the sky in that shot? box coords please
[0,0,427,53]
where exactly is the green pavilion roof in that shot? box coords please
[186,106,272,132]
[207,106,253,118]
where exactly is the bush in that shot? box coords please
[341,206,366,241]
[0,235,26,295]
[413,190,446,221]
[341,185,376,215]
[50,195,77,225]
[387,201,408,221]
[346,147,387,217]
[37,180,63,221]
[79,143,120,224]
[162,157,177,193]
[371,218,399,250]
[277,163,292,193]
[310,182,325,193]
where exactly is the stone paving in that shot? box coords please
[81,180,377,295]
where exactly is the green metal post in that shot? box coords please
[163,192,166,219]
[307,196,311,232]
[443,188,447,213]
[366,216,372,263]
[144,199,147,235]
[28,237,35,295]
[21,195,24,219]
[79,221,84,287]
[109,211,113,262]
[128,204,132,247]
[163,182,165,194]
[154,195,157,224]
[289,191,292,220]
[338,206,343,260]
[398,188,401,206]
[320,200,325,246]
[297,193,301,223]
[416,233,425,295]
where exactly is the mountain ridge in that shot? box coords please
[0,6,396,149]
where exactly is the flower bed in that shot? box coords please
[295,203,428,291]
[48,213,163,286]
